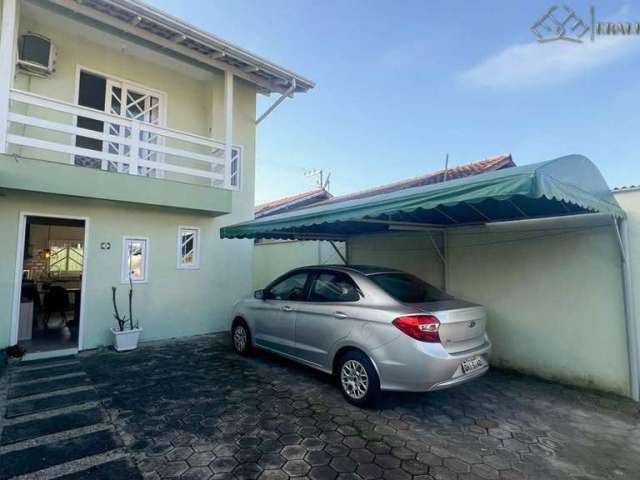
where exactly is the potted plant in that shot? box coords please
[110,276,142,352]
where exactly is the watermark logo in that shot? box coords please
[532,5,640,43]
[531,5,589,43]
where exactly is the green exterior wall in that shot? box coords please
[0,189,255,350]
[348,204,638,397]
[253,240,346,290]
[0,0,259,351]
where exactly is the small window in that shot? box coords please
[309,272,360,302]
[178,226,200,269]
[122,237,148,283]
[229,147,241,190]
[267,272,309,301]
[49,241,84,275]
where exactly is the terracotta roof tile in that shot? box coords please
[255,154,514,217]
[314,154,514,207]
[255,188,331,217]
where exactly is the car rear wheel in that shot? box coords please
[338,350,380,407]
[232,320,251,355]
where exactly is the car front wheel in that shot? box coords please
[338,350,380,407]
[232,320,251,355]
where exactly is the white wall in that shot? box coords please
[253,240,346,289]
[347,212,634,397]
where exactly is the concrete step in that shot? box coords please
[8,374,90,400]
[5,388,98,419]
[0,429,121,479]
[1,408,103,446]
[11,363,83,383]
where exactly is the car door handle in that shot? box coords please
[282,305,294,312]
[334,311,348,319]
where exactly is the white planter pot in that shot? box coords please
[111,327,142,352]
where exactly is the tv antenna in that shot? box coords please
[304,169,331,190]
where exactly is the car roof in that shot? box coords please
[295,264,404,276]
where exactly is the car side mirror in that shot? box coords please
[254,289,265,300]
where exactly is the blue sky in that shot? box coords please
[148,0,640,203]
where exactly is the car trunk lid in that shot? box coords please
[411,299,487,353]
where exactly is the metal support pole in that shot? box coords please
[256,79,296,125]
[224,71,234,189]
[615,217,639,401]
[329,241,347,265]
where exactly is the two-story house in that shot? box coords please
[0,0,314,357]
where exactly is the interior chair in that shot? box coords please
[43,286,70,329]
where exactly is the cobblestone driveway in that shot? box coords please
[81,334,639,480]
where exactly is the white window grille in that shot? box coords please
[229,147,241,190]
[177,227,200,269]
[122,237,149,283]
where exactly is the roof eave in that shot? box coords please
[42,0,315,95]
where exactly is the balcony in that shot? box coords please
[0,89,234,215]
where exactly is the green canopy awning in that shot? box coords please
[221,155,624,241]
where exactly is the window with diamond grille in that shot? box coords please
[178,227,200,269]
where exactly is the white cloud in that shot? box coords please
[458,35,638,90]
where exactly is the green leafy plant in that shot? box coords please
[112,275,137,331]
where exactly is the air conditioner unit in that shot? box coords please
[17,33,56,76]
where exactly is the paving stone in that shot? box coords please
[282,459,311,476]
[305,449,332,466]
[63,334,640,480]
[180,467,213,480]
[233,462,263,480]
[56,459,142,479]
[357,462,383,479]
[259,453,286,469]
[330,455,357,473]
[309,465,339,480]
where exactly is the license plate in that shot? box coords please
[462,356,484,374]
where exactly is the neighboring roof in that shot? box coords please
[614,186,640,193]
[46,0,314,95]
[256,188,332,218]
[221,155,624,241]
[317,154,515,207]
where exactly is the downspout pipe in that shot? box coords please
[616,217,639,401]
[256,78,296,125]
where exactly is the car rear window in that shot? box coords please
[369,273,452,303]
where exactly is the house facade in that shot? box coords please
[0,0,313,355]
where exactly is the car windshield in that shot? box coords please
[369,272,452,303]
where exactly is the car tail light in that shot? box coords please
[392,315,440,342]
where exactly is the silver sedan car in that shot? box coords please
[230,265,491,406]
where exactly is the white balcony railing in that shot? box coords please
[6,89,232,188]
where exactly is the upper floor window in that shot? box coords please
[178,227,200,269]
[229,147,241,190]
[75,68,166,176]
[122,237,148,283]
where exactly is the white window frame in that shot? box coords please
[177,226,201,270]
[229,145,242,191]
[122,236,149,283]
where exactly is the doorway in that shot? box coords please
[13,214,88,354]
